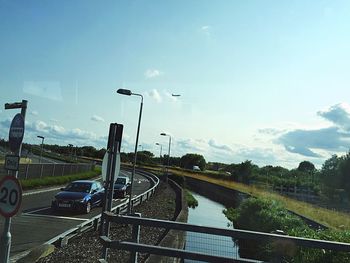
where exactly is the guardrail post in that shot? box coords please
[52,163,56,177]
[40,164,44,178]
[25,163,29,179]
[130,213,141,263]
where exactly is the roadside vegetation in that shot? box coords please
[185,189,198,208]
[224,197,350,262]
[164,169,350,231]
[20,167,101,190]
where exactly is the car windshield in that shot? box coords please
[115,178,126,185]
[3,2,350,261]
[64,182,92,193]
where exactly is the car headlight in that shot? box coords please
[76,198,86,203]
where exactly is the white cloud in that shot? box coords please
[0,119,107,148]
[200,25,212,37]
[146,89,162,103]
[91,115,105,122]
[50,118,59,123]
[317,103,350,131]
[208,139,233,153]
[31,110,39,116]
[144,69,162,79]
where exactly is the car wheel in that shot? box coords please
[85,201,91,214]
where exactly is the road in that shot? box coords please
[0,170,151,257]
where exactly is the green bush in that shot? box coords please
[224,197,350,262]
[185,190,198,209]
[168,173,186,187]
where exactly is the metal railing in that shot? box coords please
[0,163,94,179]
[99,213,350,263]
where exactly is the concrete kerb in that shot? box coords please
[16,244,55,263]
[11,171,159,263]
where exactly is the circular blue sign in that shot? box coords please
[8,113,25,152]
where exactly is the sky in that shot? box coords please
[1,0,350,169]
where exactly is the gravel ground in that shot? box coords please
[38,182,176,263]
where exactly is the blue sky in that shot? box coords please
[1,0,350,168]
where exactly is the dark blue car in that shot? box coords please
[113,176,131,198]
[51,180,104,214]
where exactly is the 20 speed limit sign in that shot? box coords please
[0,176,22,218]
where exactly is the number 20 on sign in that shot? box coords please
[0,176,22,218]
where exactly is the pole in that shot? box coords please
[0,100,27,263]
[128,95,143,215]
[166,136,171,178]
[160,145,162,164]
[39,137,44,164]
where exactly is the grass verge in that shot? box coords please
[20,167,101,190]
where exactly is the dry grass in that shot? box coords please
[0,157,32,164]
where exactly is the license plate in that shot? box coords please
[58,203,71,208]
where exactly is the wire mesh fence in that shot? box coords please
[0,163,94,179]
[185,231,240,262]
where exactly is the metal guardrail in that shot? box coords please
[10,169,159,262]
[100,213,350,263]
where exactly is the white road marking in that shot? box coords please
[22,212,88,221]
[23,187,62,196]
[24,206,51,214]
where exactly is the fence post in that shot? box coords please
[25,163,29,179]
[130,213,141,263]
[40,164,44,178]
[62,164,65,176]
[52,163,56,177]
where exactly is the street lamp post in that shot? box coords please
[160,133,171,179]
[155,143,162,166]
[155,143,162,160]
[117,88,143,214]
[37,136,45,164]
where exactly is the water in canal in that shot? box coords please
[184,191,239,262]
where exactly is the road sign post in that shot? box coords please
[0,100,27,263]
[4,155,20,171]
[0,176,22,217]
[100,123,123,260]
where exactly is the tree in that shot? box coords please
[180,153,206,170]
[297,161,316,173]
[320,155,342,200]
[237,160,253,184]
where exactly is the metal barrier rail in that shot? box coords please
[100,213,350,262]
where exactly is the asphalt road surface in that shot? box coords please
[0,170,151,257]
